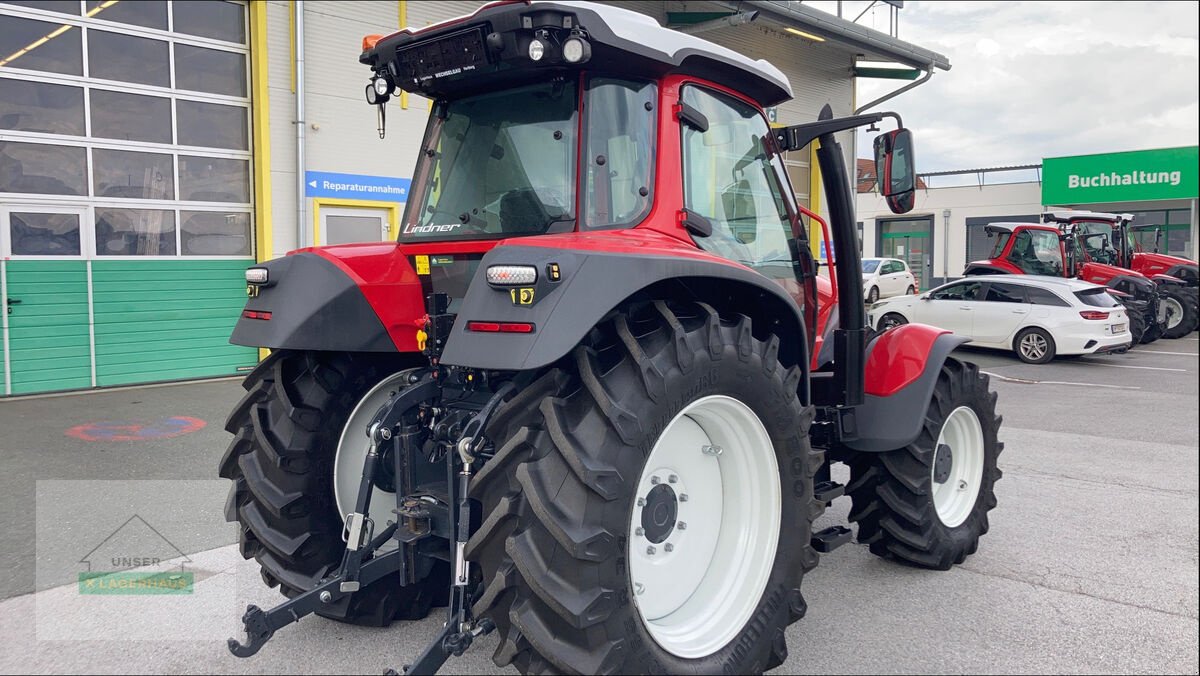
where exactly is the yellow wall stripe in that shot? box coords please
[250,0,274,362]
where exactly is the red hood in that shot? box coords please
[1078,261,1148,285]
[1132,251,1197,275]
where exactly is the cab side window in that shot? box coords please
[679,85,796,282]
[1026,287,1070,307]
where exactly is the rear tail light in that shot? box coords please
[486,265,537,286]
[1079,311,1109,320]
[242,310,272,320]
[467,321,534,333]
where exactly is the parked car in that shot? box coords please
[867,275,1133,364]
[862,257,917,302]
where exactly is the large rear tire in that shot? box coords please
[219,350,446,625]
[846,358,1002,569]
[1160,287,1198,339]
[468,301,820,674]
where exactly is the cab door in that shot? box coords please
[918,279,984,338]
[1,205,93,395]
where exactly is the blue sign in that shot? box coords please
[305,171,411,202]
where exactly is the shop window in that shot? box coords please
[0,140,87,195]
[90,89,173,144]
[179,155,249,203]
[174,44,246,97]
[9,211,80,255]
[87,30,170,87]
[0,14,83,75]
[0,77,84,135]
[172,1,246,44]
[177,100,248,150]
[180,210,251,256]
[95,207,176,255]
[86,0,166,30]
[92,148,175,199]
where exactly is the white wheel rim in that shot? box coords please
[1163,297,1183,329]
[628,395,781,659]
[1020,333,1047,361]
[931,406,985,528]
[334,371,413,526]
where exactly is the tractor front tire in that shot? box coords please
[468,301,821,675]
[847,358,1002,569]
[219,350,444,626]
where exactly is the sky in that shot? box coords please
[806,1,1200,182]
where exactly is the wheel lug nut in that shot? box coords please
[664,543,674,552]
[635,527,644,537]
[651,475,660,485]
[679,494,689,502]
[646,546,656,555]
[668,474,678,484]
[637,497,646,507]
[958,480,968,490]
[677,521,686,530]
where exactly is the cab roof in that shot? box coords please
[361,0,792,107]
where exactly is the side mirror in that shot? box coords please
[873,128,916,214]
[920,293,932,300]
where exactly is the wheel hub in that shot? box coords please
[641,483,678,544]
[930,405,985,528]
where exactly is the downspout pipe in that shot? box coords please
[855,65,931,114]
[295,0,307,247]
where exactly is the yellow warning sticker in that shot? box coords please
[510,288,535,305]
[415,255,430,275]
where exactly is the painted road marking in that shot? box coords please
[1070,362,1189,373]
[982,371,1140,390]
[66,417,207,442]
[1132,350,1200,356]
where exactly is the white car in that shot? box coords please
[867,275,1133,364]
[862,257,917,303]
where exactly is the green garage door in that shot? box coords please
[2,206,255,396]
[92,260,256,387]
[2,209,92,395]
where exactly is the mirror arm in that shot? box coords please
[776,111,903,152]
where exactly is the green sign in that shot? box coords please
[1042,146,1198,205]
[78,571,194,595]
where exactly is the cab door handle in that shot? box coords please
[5,297,19,314]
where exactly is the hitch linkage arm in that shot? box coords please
[226,373,439,659]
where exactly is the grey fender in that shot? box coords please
[440,244,810,377]
[842,332,970,452]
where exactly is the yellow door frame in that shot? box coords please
[312,198,401,245]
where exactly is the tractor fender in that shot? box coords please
[1149,273,1187,287]
[439,243,810,375]
[230,252,401,352]
[1164,263,1199,286]
[842,325,969,453]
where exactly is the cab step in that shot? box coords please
[813,480,845,503]
[811,525,852,553]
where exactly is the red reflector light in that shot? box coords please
[242,310,272,320]
[467,321,534,333]
[1079,311,1109,320]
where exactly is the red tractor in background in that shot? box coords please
[963,211,1197,342]
[220,3,1003,674]
[1042,209,1198,335]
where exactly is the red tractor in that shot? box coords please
[1042,209,1198,336]
[221,3,1003,674]
[962,215,1194,342]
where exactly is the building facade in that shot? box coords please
[2,0,946,396]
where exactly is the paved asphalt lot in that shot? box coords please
[0,337,1196,674]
